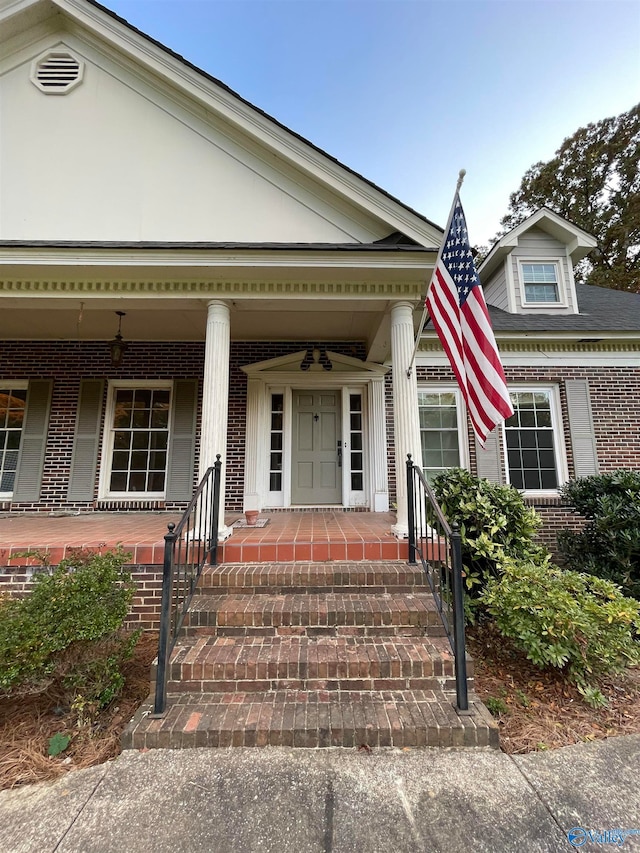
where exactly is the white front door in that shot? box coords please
[291,390,341,504]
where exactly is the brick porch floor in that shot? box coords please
[0,511,406,566]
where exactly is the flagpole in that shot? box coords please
[406,169,467,378]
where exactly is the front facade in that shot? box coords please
[2,0,639,550]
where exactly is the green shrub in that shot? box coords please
[0,547,137,721]
[432,468,549,597]
[558,470,640,599]
[481,560,640,699]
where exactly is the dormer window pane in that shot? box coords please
[522,263,559,303]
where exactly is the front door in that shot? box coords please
[291,390,341,504]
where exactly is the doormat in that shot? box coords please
[232,517,271,529]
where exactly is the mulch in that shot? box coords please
[1,626,638,789]
[0,632,158,790]
[467,621,640,754]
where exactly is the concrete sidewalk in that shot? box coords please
[1,737,639,853]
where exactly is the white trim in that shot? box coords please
[504,256,517,314]
[501,385,568,496]
[343,386,368,507]
[98,379,173,500]
[519,259,567,308]
[1,0,443,248]
[30,44,84,94]
[417,385,469,476]
[479,208,597,281]
[0,380,29,499]
[241,352,389,510]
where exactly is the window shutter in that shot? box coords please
[565,379,598,478]
[166,380,198,501]
[475,428,503,483]
[67,380,104,501]
[13,380,53,502]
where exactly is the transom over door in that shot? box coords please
[291,391,341,504]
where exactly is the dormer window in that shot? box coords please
[521,262,561,304]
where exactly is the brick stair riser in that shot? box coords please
[164,676,465,693]
[197,565,431,595]
[184,602,443,633]
[198,584,427,595]
[123,691,498,751]
[183,620,445,637]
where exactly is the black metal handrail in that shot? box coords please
[406,454,468,711]
[153,455,222,715]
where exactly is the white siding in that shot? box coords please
[0,37,389,244]
[512,227,575,314]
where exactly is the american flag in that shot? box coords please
[426,194,513,445]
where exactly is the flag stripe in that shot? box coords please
[425,193,513,445]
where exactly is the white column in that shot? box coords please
[390,301,422,538]
[200,300,232,540]
[369,377,389,512]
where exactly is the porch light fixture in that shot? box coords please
[109,311,129,368]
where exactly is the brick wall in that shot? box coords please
[1,340,366,514]
[406,361,640,553]
[3,341,638,548]
[0,563,163,630]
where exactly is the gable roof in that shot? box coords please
[0,0,443,247]
[488,283,640,333]
[479,207,598,281]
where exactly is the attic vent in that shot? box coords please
[31,49,84,94]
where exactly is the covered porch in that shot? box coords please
[0,510,407,568]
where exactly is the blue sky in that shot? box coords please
[105,0,640,245]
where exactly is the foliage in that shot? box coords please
[47,732,71,757]
[481,560,640,704]
[0,548,137,724]
[558,470,640,600]
[432,468,549,598]
[499,103,640,293]
[485,696,509,717]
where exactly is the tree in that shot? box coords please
[500,104,640,293]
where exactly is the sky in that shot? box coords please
[104,0,640,245]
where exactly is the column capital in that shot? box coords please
[206,299,231,316]
[391,299,417,312]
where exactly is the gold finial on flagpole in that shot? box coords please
[456,169,466,193]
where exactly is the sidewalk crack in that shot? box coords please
[52,767,107,852]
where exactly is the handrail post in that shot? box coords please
[451,523,469,711]
[153,522,177,716]
[210,455,222,566]
[406,454,416,564]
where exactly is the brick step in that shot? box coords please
[184,592,444,637]
[198,561,429,594]
[217,539,446,565]
[122,688,499,750]
[157,635,471,693]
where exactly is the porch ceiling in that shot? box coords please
[0,249,431,350]
[2,298,402,344]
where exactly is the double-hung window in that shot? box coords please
[102,383,172,497]
[521,262,561,304]
[418,389,466,482]
[504,388,566,492]
[0,384,27,496]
